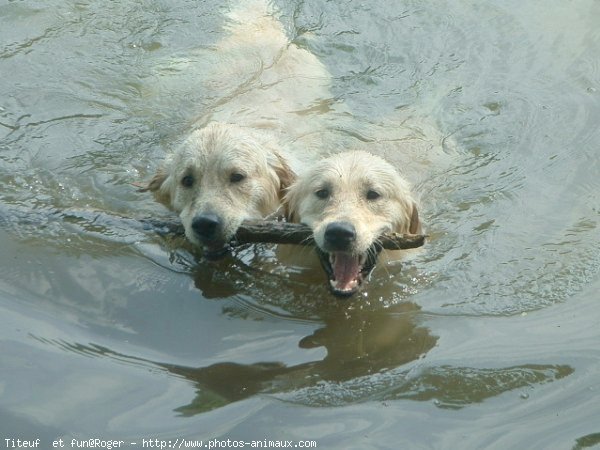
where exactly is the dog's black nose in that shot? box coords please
[192,214,222,241]
[324,221,356,251]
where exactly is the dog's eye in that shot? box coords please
[181,175,195,188]
[366,190,381,200]
[315,188,330,199]
[230,172,246,183]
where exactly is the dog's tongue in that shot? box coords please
[332,252,360,291]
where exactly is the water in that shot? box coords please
[1,0,600,448]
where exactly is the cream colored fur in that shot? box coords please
[285,150,421,258]
[143,0,331,250]
[144,122,294,248]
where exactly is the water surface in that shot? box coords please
[1,0,599,448]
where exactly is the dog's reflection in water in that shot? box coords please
[145,246,434,413]
[162,303,435,413]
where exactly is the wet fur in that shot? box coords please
[142,0,329,249]
[141,123,294,247]
[284,150,421,260]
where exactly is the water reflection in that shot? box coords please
[167,304,436,415]
[573,433,600,450]
[40,302,572,416]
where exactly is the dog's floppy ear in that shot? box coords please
[273,153,296,201]
[282,182,300,223]
[138,166,173,207]
[409,202,421,234]
[138,168,167,193]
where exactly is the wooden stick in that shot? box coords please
[231,220,426,250]
[0,205,426,250]
[138,217,425,250]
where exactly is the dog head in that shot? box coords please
[142,122,294,258]
[284,151,420,296]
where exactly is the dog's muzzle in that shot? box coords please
[191,213,230,260]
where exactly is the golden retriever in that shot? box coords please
[141,123,294,258]
[141,0,330,258]
[284,151,421,296]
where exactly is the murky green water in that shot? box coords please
[1,0,600,448]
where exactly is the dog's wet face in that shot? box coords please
[143,122,293,258]
[285,151,420,296]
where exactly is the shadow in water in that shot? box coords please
[573,433,600,450]
[165,303,437,414]
[37,302,436,414]
[37,299,573,415]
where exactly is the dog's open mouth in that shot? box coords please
[316,246,381,296]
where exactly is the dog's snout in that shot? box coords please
[324,221,356,250]
[192,214,222,240]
